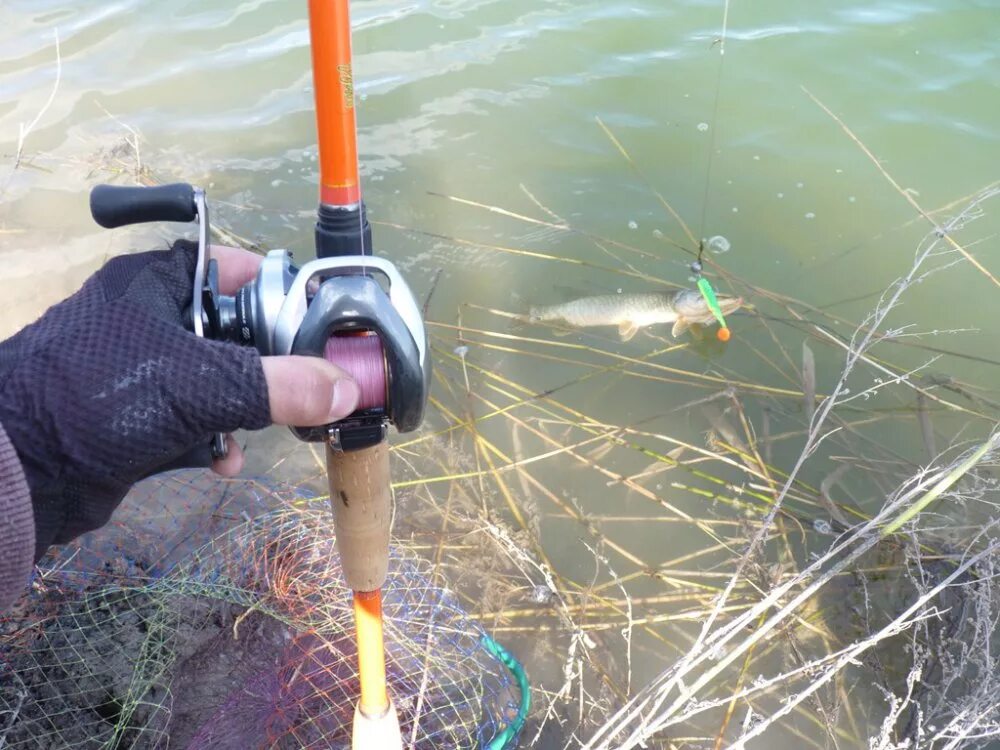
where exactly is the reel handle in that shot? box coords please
[90,183,197,228]
[89,182,227,460]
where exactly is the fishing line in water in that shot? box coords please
[696,0,732,244]
[687,0,735,342]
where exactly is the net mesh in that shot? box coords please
[0,471,518,749]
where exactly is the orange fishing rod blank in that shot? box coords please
[308,0,361,207]
[353,589,390,717]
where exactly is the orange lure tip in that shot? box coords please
[717,327,731,342]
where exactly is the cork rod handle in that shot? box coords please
[326,441,393,592]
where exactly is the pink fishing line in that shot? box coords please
[324,334,387,411]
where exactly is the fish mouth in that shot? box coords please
[686,295,743,324]
[716,296,744,317]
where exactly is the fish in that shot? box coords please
[528,289,743,341]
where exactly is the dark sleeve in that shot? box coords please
[0,420,34,609]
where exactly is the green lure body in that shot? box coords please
[697,276,729,330]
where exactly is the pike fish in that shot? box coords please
[529,289,743,342]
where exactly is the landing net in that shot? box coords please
[0,471,522,749]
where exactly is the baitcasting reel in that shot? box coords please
[90,182,430,457]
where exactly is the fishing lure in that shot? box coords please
[692,243,732,342]
[697,276,731,341]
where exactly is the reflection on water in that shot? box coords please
[2,1,999,747]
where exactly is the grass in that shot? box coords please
[365,108,1000,747]
[3,61,1000,750]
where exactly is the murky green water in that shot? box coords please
[2,1,999,747]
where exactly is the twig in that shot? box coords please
[94,102,143,181]
[14,30,62,170]
[802,85,1000,290]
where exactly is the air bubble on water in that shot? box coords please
[777,192,784,199]
[707,235,731,254]
[697,122,709,132]
[628,220,638,230]
[836,168,843,174]
[616,288,623,294]
[656,483,663,490]
[731,206,739,213]
[805,212,816,219]
[454,345,469,358]
[753,155,761,161]
[813,519,833,535]
[727,180,733,185]
[796,181,805,188]
[288,169,294,174]
[652,229,664,238]
[848,196,857,203]
[360,93,368,102]
[271,179,284,187]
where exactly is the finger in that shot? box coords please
[261,356,360,426]
[212,434,245,477]
[212,245,264,295]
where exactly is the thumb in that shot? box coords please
[261,355,360,426]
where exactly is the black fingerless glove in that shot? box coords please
[0,241,271,560]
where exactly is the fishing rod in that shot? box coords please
[88,2,427,744]
[86,2,534,746]
[306,1,403,743]
[306,8,531,746]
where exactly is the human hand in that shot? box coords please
[204,244,362,475]
[0,241,359,560]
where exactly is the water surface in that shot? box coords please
[2,1,999,747]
